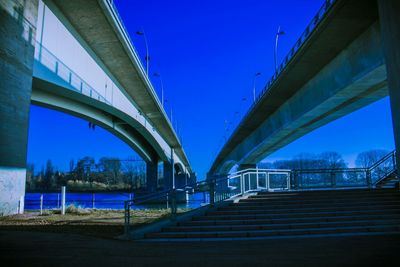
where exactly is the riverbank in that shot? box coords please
[0,208,170,239]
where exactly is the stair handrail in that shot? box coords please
[123,174,235,236]
[369,150,397,186]
[368,150,396,170]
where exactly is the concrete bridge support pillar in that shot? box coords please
[378,0,400,167]
[163,161,174,190]
[146,161,158,192]
[175,172,186,188]
[0,0,38,216]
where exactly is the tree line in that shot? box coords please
[26,156,162,192]
[26,149,390,192]
[258,149,389,170]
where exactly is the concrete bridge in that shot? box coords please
[209,0,400,175]
[0,0,193,215]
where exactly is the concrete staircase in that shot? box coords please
[145,189,400,241]
[376,171,399,189]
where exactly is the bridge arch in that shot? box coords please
[31,76,168,164]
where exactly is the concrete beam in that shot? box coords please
[377,0,400,167]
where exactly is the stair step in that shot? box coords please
[255,189,396,196]
[223,199,400,210]
[245,192,399,201]
[143,189,400,241]
[179,214,400,226]
[192,208,400,221]
[239,195,400,205]
[164,219,400,232]
[146,224,400,239]
[207,204,400,216]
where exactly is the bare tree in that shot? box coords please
[99,157,121,185]
[355,149,389,168]
[319,151,346,169]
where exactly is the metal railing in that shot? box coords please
[221,0,338,155]
[104,0,169,121]
[35,41,111,105]
[123,150,397,236]
[293,150,397,190]
[227,168,291,193]
[34,41,183,164]
[104,0,185,146]
[293,167,369,190]
[123,176,242,236]
[370,150,397,186]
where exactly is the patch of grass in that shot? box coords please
[65,204,92,215]
[0,208,191,238]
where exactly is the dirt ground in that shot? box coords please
[0,209,169,238]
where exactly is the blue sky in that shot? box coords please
[27,0,395,179]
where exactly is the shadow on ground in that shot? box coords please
[0,229,399,267]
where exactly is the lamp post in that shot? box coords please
[253,72,261,103]
[274,26,285,73]
[136,30,149,76]
[154,72,164,107]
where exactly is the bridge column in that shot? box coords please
[0,0,38,215]
[163,161,173,190]
[146,161,158,192]
[175,172,187,188]
[378,0,400,166]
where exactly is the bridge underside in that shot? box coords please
[43,0,190,170]
[210,0,400,175]
[214,22,387,175]
[0,0,190,215]
[31,76,189,194]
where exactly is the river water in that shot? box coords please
[25,192,210,210]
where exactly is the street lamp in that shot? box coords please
[274,26,285,73]
[136,30,149,76]
[153,72,164,107]
[253,72,261,103]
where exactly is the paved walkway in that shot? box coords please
[0,230,399,266]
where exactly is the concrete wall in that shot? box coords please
[0,0,38,215]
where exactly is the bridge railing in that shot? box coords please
[34,41,111,105]
[104,0,165,112]
[33,41,182,163]
[252,0,338,113]
[123,150,397,237]
[222,0,338,152]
